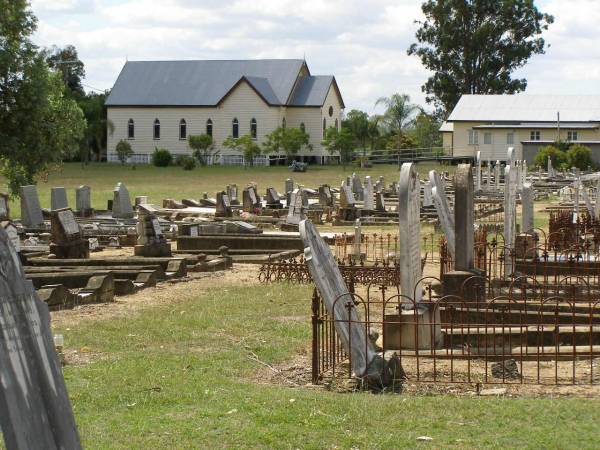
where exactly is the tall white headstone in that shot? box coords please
[363,176,374,211]
[399,163,422,302]
[429,170,455,257]
[504,165,517,276]
[422,181,433,207]
[521,182,534,233]
[495,161,501,191]
[475,151,482,191]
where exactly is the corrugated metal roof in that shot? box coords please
[448,95,600,122]
[439,121,454,132]
[473,122,599,129]
[106,59,306,106]
[288,76,333,106]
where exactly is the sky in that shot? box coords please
[30,0,600,114]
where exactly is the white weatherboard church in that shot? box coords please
[105,59,345,165]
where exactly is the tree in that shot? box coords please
[411,111,442,150]
[78,91,112,163]
[343,109,370,155]
[44,44,86,98]
[188,134,218,166]
[115,140,134,165]
[263,127,312,162]
[408,0,554,116]
[566,144,594,171]
[375,93,420,135]
[223,135,262,166]
[322,127,354,168]
[0,1,85,195]
[533,145,567,170]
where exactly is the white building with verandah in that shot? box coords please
[105,59,345,165]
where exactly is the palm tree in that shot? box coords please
[375,93,421,135]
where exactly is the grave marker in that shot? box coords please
[215,192,233,217]
[504,164,517,276]
[0,193,9,220]
[422,181,433,207]
[49,208,89,258]
[363,176,374,211]
[112,182,134,219]
[20,185,44,228]
[475,151,482,191]
[521,182,535,233]
[454,164,474,271]
[266,187,283,209]
[494,161,501,191]
[429,170,455,257]
[50,187,68,211]
[286,188,305,225]
[352,173,364,200]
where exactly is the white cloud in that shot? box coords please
[30,0,600,112]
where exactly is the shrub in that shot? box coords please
[534,145,567,169]
[115,140,133,165]
[174,154,188,166]
[188,134,218,166]
[566,144,594,171]
[152,147,172,167]
[180,156,196,170]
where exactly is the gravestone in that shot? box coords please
[299,219,401,386]
[596,179,600,220]
[547,156,554,178]
[318,185,334,207]
[20,185,44,228]
[582,184,595,218]
[75,185,92,217]
[2,221,20,253]
[0,193,9,220]
[285,179,294,195]
[50,187,68,211]
[422,181,433,207]
[135,204,171,257]
[398,163,422,303]
[112,182,134,219]
[375,179,382,193]
[363,176,374,211]
[352,173,364,201]
[375,192,386,212]
[504,164,517,276]
[242,187,260,212]
[135,196,148,206]
[573,179,580,221]
[507,147,516,165]
[475,151,482,191]
[353,218,362,259]
[521,182,535,233]
[486,160,492,189]
[286,188,305,225]
[0,227,82,449]
[215,191,233,218]
[266,187,283,209]
[429,170,455,257]
[454,164,474,271]
[338,183,357,221]
[49,208,89,258]
[227,184,240,206]
[494,161,501,191]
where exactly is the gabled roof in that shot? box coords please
[448,95,600,123]
[289,75,337,107]
[105,59,340,108]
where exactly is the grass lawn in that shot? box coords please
[1,162,455,219]
[54,273,600,449]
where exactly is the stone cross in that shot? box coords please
[422,181,433,207]
[50,187,68,211]
[363,176,374,211]
[398,163,422,302]
[0,227,82,449]
[430,170,455,258]
[20,185,44,228]
[112,182,134,219]
[454,164,474,271]
[521,182,535,233]
[504,164,517,276]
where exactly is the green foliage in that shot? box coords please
[534,145,567,169]
[263,127,312,161]
[180,156,196,171]
[0,1,86,195]
[321,127,354,167]
[223,135,262,166]
[78,91,111,162]
[566,144,594,171]
[375,93,420,134]
[152,148,173,167]
[408,0,554,115]
[410,111,442,149]
[44,44,85,98]
[115,140,133,165]
[386,133,417,152]
[188,134,218,166]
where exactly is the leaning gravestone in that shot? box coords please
[430,170,455,257]
[266,187,283,209]
[20,185,44,228]
[75,185,92,217]
[49,208,89,258]
[135,204,171,257]
[112,182,134,219]
[454,164,474,271]
[318,185,334,207]
[50,187,68,211]
[299,219,400,386]
[398,163,422,302]
[0,227,82,449]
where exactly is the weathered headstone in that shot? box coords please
[135,196,148,206]
[266,187,283,209]
[375,192,386,212]
[430,170,455,257]
[0,193,9,221]
[521,182,535,233]
[353,218,362,259]
[134,204,171,256]
[242,187,260,212]
[398,163,422,302]
[422,181,433,207]
[504,164,517,276]
[339,184,355,209]
[2,221,20,253]
[547,156,554,178]
[454,164,474,271]
[284,178,294,195]
[475,151,482,191]
[318,185,334,207]
[352,173,364,201]
[112,182,134,219]
[363,176,374,211]
[75,185,92,217]
[215,191,233,218]
[494,161,501,191]
[49,208,89,258]
[227,184,240,206]
[286,188,305,225]
[50,187,68,211]
[20,185,44,228]
[0,227,82,449]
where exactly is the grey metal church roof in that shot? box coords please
[288,76,334,106]
[105,59,336,107]
[448,95,600,123]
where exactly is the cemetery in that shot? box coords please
[1,156,600,447]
